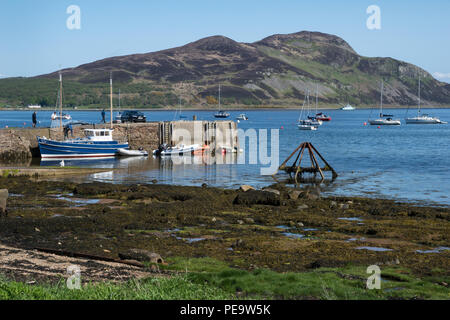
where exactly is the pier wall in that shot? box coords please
[0,120,238,161]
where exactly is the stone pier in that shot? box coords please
[0,120,239,161]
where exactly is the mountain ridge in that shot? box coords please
[1,31,449,108]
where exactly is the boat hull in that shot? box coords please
[405,117,445,124]
[369,119,401,126]
[37,137,128,159]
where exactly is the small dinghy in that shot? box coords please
[153,143,201,156]
[118,148,148,157]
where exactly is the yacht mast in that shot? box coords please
[418,75,421,116]
[110,72,113,129]
[380,80,384,117]
[59,71,63,130]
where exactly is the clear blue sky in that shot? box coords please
[1,0,449,82]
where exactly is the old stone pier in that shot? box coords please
[0,120,239,162]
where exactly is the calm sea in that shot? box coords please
[1,108,449,206]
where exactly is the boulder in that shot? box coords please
[297,204,308,210]
[289,190,303,200]
[239,185,255,192]
[262,188,281,196]
[118,249,164,264]
[243,217,255,224]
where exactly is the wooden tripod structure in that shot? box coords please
[274,142,338,183]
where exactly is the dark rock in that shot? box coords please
[233,190,280,206]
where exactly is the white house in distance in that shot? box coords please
[28,105,41,109]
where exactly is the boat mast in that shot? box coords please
[110,72,113,129]
[218,84,221,111]
[316,84,318,114]
[380,80,384,117]
[418,75,421,116]
[59,71,63,130]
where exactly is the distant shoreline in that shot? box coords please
[1,104,450,112]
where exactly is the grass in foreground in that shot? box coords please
[0,275,231,300]
[1,258,448,300]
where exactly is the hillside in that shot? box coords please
[1,31,449,108]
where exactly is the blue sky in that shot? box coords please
[1,0,449,82]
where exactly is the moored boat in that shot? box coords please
[236,113,248,120]
[38,128,129,159]
[117,148,148,157]
[153,143,201,156]
[368,81,401,126]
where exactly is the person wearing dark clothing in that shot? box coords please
[32,112,37,128]
[63,123,73,139]
[101,109,106,123]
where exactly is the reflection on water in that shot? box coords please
[1,109,450,206]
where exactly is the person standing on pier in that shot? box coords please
[32,111,37,128]
[101,109,106,123]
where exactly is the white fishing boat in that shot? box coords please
[405,76,447,124]
[368,81,401,126]
[153,143,201,156]
[236,113,248,120]
[340,104,355,111]
[117,148,148,157]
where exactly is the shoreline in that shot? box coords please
[1,105,450,112]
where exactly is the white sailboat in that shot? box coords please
[50,71,72,126]
[368,81,401,126]
[298,89,319,130]
[405,76,447,124]
[214,84,230,118]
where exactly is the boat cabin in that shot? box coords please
[84,129,114,142]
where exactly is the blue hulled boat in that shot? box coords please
[37,128,129,160]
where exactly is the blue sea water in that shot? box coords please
[1,108,449,206]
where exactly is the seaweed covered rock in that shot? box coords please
[233,190,280,206]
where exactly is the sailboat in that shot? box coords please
[214,84,230,118]
[312,84,330,121]
[368,81,401,126]
[37,73,129,159]
[405,76,447,124]
[298,90,319,130]
[176,97,187,119]
[50,72,72,125]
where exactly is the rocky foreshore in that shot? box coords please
[0,175,448,288]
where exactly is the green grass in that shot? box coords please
[0,275,232,300]
[1,259,448,300]
[187,265,450,300]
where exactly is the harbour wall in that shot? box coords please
[0,120,239,161]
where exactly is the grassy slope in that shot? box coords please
[2,257,448,300]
